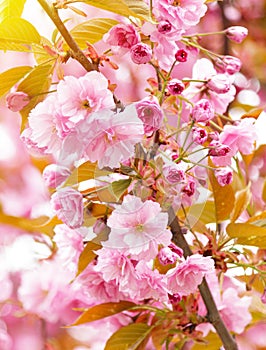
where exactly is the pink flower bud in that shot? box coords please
[214,167,233,186]
[6,91,30,112]
[51,187,84,229]
[130,43,152,64]
[208,140,231,157]
[207,74,231,94]
[163,164,185,184]
[215,56,242,75]
[182,176,196,197]
[93,218,107,235]
[158,247,178,265]
[167,79,185,95]
[136,96,163,136]
[175,49,188,62]
[168,293,182,304]
[191,99,214,123]
[192,127,208,145]
[169,243,183,258]
[42,164,71,188]
[225,26,248,44]
[157,20,172,34]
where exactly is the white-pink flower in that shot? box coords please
[104,195,172,260]
[79,104,144,169]
[135,96,163,136]
[42,164,71,188]
[166,254,214,295]
[50,187,84,229]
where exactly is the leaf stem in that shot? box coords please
[37,0,98,72]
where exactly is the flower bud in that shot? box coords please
[191,99,214,123]
[175,49,188,62]
[182,176,195,197]
[6,91,30,112]
[207,74,231,94]
[192,127,208,145]
[169,243,183,258]
[130,43,152,64]
[163,164,185,184]
[214,167,233,186]
[168,293,181,304]
[167,79,185,95]
[158,247,178,265]
[42,164,71,188]
[157,20,172,34]
[225,26,248,44]
[208,140,231,157]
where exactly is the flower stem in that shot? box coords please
[37,0,98,72]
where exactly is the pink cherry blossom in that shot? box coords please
[183,58,236,114]
[130,43,152,64]
[78,104,144,169]
[103,23,140,55]
[175,49,188,62]
[192,127,208,145]
[167,79,185,95]
[158,247,178,266]
[135,96,163,136]
[50,187,84,229]
[163,163,186,184]
[42,164,71,188]
[166,254,214,295]
[191,99,214,124]
[104,195,172,260]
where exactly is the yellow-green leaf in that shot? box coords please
[226,222,266,248]
[111,178,132,200]
[191,332,222,350]
[77,240,102,275]
[72,301,136,326]
[17,63,54,130]
[0,0,26,22]
[81,0,151,21]
[0,17,40,51]
[70,18,119,49]
[182,201,216,226]
[0,65,32,97]
[208,160,235,222]
[104,323,153,350]
[230,183,251,222]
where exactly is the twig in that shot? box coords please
[37,0,98,72]
[167,207,238,350]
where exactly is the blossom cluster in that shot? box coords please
[1,0,265,349]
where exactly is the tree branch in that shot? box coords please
[167,207,238,350]
[37,0,98,72]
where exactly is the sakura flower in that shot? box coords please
[158,247,178,266]
[42,164,71,188]
[183,58,236,114]
[56,71,115,125]
[191,99,214,124]
[166,254,214,296]
[104,195,172,261]
[163,162,186,184]
[79,104,144,169]
[50,187,84,229]
[192,127,208,145]
[130,43,152,64]
[175,49,188,62]
[167,79,185,95]
[103,23,140,55]
[136,96,163,136]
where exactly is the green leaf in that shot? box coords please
[0,65,32,97]
[0,0,26,22]
[72,301,136,326]
[230,183,251,222]
[0,17,41,51]
[111,178,132,201]
[208,160,235,222]
[191,332,223,350]
[226,222,266,248]
[81,0,151,21]
[77,241,102,276]
[70,18,119,49]
[183,201,216,226]
[17,64,54,130]
[104,323,153,350]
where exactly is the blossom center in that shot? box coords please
[136,224,144,232]
[81,100,92,111]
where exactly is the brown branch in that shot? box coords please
[167,207,238,350]
[37,0,98,72]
